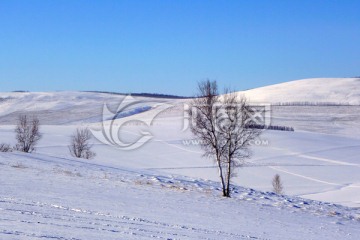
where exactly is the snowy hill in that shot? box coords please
[1,78,359,124]
[239,78,360,105]
[1,78,360,239]
[0,91,177,124]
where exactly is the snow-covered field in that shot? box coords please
[1,151,359,239]
[1,78,360,239]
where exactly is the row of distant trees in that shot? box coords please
[85,91,191,99]
[273,101,352,106]
[248,124,294,132]
[0,115,95,159]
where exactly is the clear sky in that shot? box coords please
[1,0,359,95]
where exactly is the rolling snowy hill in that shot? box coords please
[239,78,360,105]
[0,91,178,124]
[1,78,360,239]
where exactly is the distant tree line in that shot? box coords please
[84,91,193,99]
[273,101,353,106]
[0,97,12,102]
[247,124,294,132]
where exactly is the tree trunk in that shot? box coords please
[217,161,226,197]
[226,158,231,197]
[226,137,232,197]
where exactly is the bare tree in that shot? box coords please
[272,174,284,194]
[69,128,96,159]
[187,80,261,197]
[14,115,42,153]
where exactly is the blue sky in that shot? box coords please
[1,0,359,95]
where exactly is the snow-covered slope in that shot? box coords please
[1,151,359,239]
[239,78,360,104]
[1,78,360,238]
[0,91,176,124]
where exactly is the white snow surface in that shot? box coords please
[239,78,360,105]
[0,151,359,239]
[1,78,360,239]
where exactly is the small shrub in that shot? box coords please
[14,115,42,153]
[68,128,96,159]
[0,143,12,152]
[272,174,284,194]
